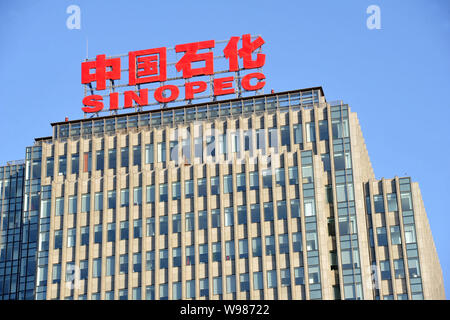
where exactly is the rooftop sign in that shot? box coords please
[81,34,266,116]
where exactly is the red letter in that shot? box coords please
[82,95,104,113]
[242,72,265,91]
[238,34,265,69]
[185,81,207,100]
[175,40,215,78]
[109,92,119,111]
[129,47,167,85]
[223,36,240,71]
[124,89,149,108]
[154,85,179,103]
[81,54,121,90]
[214,76,234,96]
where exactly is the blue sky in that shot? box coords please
[0,0,449,298]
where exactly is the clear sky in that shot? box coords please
[0,0,449,298]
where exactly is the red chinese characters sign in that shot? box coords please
[81,34,266,114]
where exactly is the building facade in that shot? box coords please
[0,87,445,300]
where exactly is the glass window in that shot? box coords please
[293,232,302,252]
[387,193,398,211]
[236,173,246,192]
[211,209,220,228]
[212,242,221,262]
[133,145,141,166]
[394,259,405,278]
[80,260,88,280]
[237,205,247,225]
[306,232,317,251]
[96,150,104,171]
[172,282,182,300]
[185,212,194,231]
[275,168,285,186]
[321,153,331,171]
[172,182,181,200]
[159,284,168,300]
[186,245,195,266]
[404,225,416,244]
[133,253,141,272]
[185,180,194,198]
[319,120,328,140]
[120,221,129,240]
[308,266,320,284]
[225,240,235,260]
[172,214,181,233]
[94,192,103,211]
[133,187,142,205]
[133,219,142,238]
[290,199,300,218]
[281,126,290,146]
[239,239,248,259]
[223,175,233,194]
[106,256,115,276]
[107,223,115,242]
[145,144,154,164]
[186,280,195,299]
[120,188,129,207]
[159,183,168,202]
[199,244,208,264]
[92,258,101,278]
[401,193,413,211]
[67,228,76,248]
[265,235,275,255]
[55,197,64,216]
[210,176,219,195]
[304,198,315,216]
[252,237,262,257]
[198,211,207,230]
[288,167,298,185]
[157,143,166,163]
[253,272,263,290]
[226,275,236,294]
[71,154,79,174]
[81,194,90,213]
[52,264,61,283]
[159,249,169,269]
[373,195,385,213]
[146,251,155,271]
[159,216,168,235]
[108,149,116,169]
[224,207,234,227]
[279,234,289,254]
[108,190,116,209]
[249,171,259,190]
[293,124,302,144]
[281,268,291,287]
[294,267,304,285]
[68,195,77,214]
[172,247,181,267]
[277,200,287,220]
[408,258,421,278]
[267,270,277,288]
[54,230,63,249]
[94,224,102,244]
[58,156,67,175]
[262,169,272,188]
[264,202,273,221]
[80,226,89,246]
[251,204,260,223]
[377,227,388,246]
[390,225,402,245]
[119,254,128,274]
[380,260,391,280]
[146,185,155,203]
[240,273,250,292]
[121,147,129,167]
[305,122,315,142]
[200,278,209,297]
[198,178,207,197]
